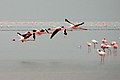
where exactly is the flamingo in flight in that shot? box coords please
[50,26,67,39]
[64,19,87,30]
[13,30,36,42]
[49,19,87,39]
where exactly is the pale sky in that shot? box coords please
[0,0,119,21]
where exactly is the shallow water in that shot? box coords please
[0,24,120,80]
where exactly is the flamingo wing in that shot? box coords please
[65,19,75,25]
[74,22,84,27]
[50,29,60,39]
[25,34,32,39]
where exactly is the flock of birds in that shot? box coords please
[12,19,87,42]
[12,19,118,64]
[86,38,118,64]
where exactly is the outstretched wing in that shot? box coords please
[25,34,32,39]
[50,29,60,39]
[74,22,84,27]
[65,19,75,25]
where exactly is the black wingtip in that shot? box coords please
[65,19,68,21]
[65,19,70,22]
[80,22,84,25]
[50,29,60,39]
[17,32,21,35]
[45,29,49,33]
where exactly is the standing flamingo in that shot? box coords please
[87,42,92,53]
[101,43,111,55]
[97,49,107,64]
[113,43,118,56]
[110,41,118,56]
[92,40,98,48]
[110,41,117,46]
[102,38,107,43]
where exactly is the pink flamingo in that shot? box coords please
[64,19,87,30]
[87,42,92,53]
[97,49,107,64]
[92,40,98,48]
[49,26,67,39]
[102,38,107,43]
[13,31,35,42]
[110,41,118,56]
[113,43,118,56]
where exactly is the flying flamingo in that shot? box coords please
[13,30,35,42]
[101,43,107,52]
[64,19,87,30]
[48,19,87,39]
[33,29,51,35]
[92,40,98,48]
[97,49,107,64]
[110,41,117,46]
[49,26,67,39]
[87,42,92,53]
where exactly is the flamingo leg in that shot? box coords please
[101,56,103,64]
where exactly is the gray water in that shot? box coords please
[0,24,120,80]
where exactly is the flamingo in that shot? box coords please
[102,38,107,43]
[64,19,87,30]
[110,41,117,46]
[113,43,118,56]
[48,19,87,39]
[33,29,51,35]
[101,43,107,52]
[49,26,67,39]
[87,42,92,53]
[97,49,107,64]
[13,30,35,42]
[110,41,118,56]
[101,43,111,55]
[113,43,118,49]
[92,40,98,48]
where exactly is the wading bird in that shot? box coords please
[101,43,111,55]
[87,42,92,53]
[92,39,98,48]
[97,49,107,64]
[102,38,107,43]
